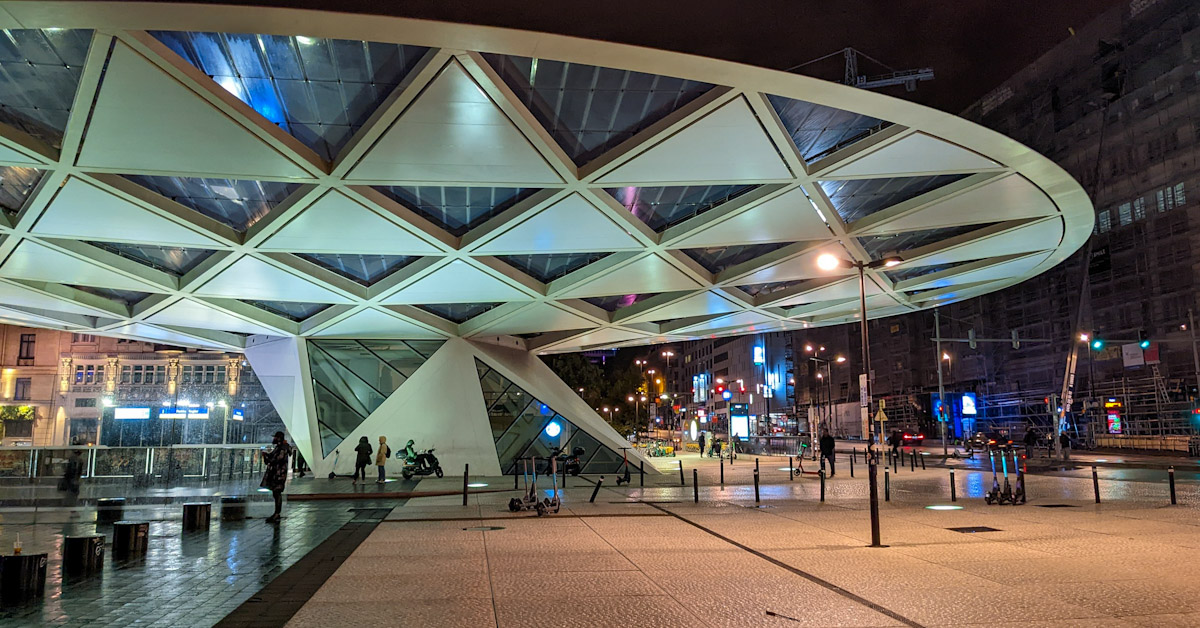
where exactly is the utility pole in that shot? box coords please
[935,308,947,456]
[1191,309,1200,403]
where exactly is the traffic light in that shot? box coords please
[1138,329,1150,350]
[1091,338,1105,351]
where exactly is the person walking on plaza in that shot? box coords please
[261,431,291,523]
[376,435,391,483]
[1059,432,1071,461]
[697,431,706,459]
[712,437,722,460]
[888,430,901,460]
[291,441,306,478]
[819,431,836,477]
[353,436,372,484]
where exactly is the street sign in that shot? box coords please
[859,373,869,407]
[876,409,888,422]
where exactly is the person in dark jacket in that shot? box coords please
[1059,432,1071,461]
[260,432,291,523]
[1023,427,1039,460]
[819,431,836,477]
[697,432,706,459]
[353,436,372,484]
[59,450,84,506]
[888,430,901,460]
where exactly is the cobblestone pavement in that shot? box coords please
[0,498,399,626]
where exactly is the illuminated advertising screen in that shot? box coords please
[692,374,708,402]
[113,407,150,419]
[961,393,977,415]
[730,403,749,437]
[753,346,764,365]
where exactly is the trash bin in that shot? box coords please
[111,522,148,559]
[62,536,104,577]
[182,503,211,531]
[0,553,47,606]
[220,496,246,522]
[96,498,125,524]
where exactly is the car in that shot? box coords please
[901,430,925,446]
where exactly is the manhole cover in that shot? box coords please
[947,526,1001,533]
[1036,504,1078,508]
[743,504,776,509]
[463,526,505,531]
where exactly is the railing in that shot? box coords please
[0,444,271,482]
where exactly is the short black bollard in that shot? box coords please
[789,456,794,481]
[182,503,211,531]
[96,498,125,524]
[693,469,699,503]
[589,477,603,503]
[679,460,685,486]
[756,458,760,475]
[62,536,104,577]
[640,460,644,487]
[893,452,898,473]
[720,458,724,485]
[921,454,926,470]
[849,453,854,478]
[111,521,149,560]
[1092,465,1100,504]
[901,450,906,468]
[950,469,956,502]
[463,464,469,507]
[0,553,46,606]
[910,450,916,472]
[514,470,519,490]
[884,467,890,502]
[562,462,567,489]
[1170,466,1177,505]
[886,451,891,467]
[753,469,760,503]
[819,470,826,502]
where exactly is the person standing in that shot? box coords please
[59,450,84,506]
[353,436,372,484]
[889,430,901,460]
[1023,427,1039,462]
[697,432,706,460]
[1059,432,1071,461]
[261,432,291,523]
[376,435,390,484]
[819,431,836,477]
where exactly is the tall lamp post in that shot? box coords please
[817,252,902,549]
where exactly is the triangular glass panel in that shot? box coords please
[243,299,330,321]
[68,285,151,305]
[885,261,971,284]
[416,302,500,324]
[312,380,367,457]
[151,31,430,161]
[736,281,802,298]
[475,358,624,474]
[0,29,93,148]
[682,242,790,274]
[858,224,986,259]
[297,253,416,286]
[123,175,298,232]
[582,293,657,312]
[606,184,756,232]
[483,54,713,166]
[767,94,891,162]
[375,186,536,236]
[0,166,44,218]
[819,175,968,225]
[496,252,611,283]
[86,241,214,276]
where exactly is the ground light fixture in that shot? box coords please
[816,253,903,548]
[925,505,963,511]
[467,483,488,488]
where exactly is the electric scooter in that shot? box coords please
[615,447,632,485]
[1012,451,1026,504]
[508,456,561,516]
[984,451,1003,504]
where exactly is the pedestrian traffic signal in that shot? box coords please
[1138,329,1150,349]
[1091,338,1104,351]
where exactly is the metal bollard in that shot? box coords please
[693,469,699,503]
[910,450,916,472]
[640,460,644,487]
[1169,466,1177,505]
[562,462,567,489]
[756,458,760,476]
[1092,466,1100,504]
[720,458,724,485]
[849,452,854,478]
[514,470,519,490]
[819,470,825,502]
[901,450,906,468]
[884,467,890,502]
[590,477,603,503]
[679,460,685,486]
[893,452,898,473]
[921,454,926,470]
[950,469,956,502]
[463,464,469,506]
[753,469,760,503]
[789,456,794,481]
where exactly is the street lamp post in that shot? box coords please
[817,252,901,549]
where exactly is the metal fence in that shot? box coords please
[0,444,271,482]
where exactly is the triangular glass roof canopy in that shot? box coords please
[682,242,790,274]
[86,241,214,277]
[0,166,44,217]
[737,280,802,298]
[582,293,657,312]
[483,54,713,166]
[375,186,535,237]
[819,175,967,225]
[416,302,500,324]
[606,184,757,232]
[123,174,299,232]
[151,31,430,162]
[308,338,445,456]
[767,94,891,162]
[496,252,611,283]
[884,261,970,284]
[476,358,625,474]
[69,285,152,306]
[858,224,984,259]
[243,299,331,321]
[0,29,93,149]
[297,253,417,286]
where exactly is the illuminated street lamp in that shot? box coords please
[816,252,902,548]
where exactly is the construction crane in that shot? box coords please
[787,47,934,92]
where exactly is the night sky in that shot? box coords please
[196,0,1128,112]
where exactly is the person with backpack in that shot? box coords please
[353,436,372,484]
[376,435,391,484]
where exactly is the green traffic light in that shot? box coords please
[1091,339,1104,350]
[1140,340,1150,349]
